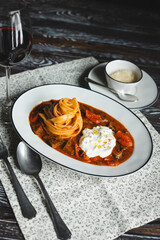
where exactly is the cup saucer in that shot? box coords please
[87,62,158,110]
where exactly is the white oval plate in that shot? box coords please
[88,62,159,110]
[11,84,153,177]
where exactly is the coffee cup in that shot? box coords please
[105,60,143,95]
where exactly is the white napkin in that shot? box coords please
[0,57,160,240]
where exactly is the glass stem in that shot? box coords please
[5,66,11,105]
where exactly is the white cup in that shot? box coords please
[105,60,143,95]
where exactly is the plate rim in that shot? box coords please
[88,62,159,110]
[11,83,153,177]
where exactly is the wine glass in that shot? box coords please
[0,1,32,123]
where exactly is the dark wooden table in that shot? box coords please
[0,0,160,239]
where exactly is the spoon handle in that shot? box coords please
[4,156,37,219]
[84,77,107,88]
[35,174,71,240]
[84,77,138,102]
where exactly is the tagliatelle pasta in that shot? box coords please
[39,98,83,138]
[29,98,134,166]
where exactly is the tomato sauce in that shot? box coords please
[29,100,134,167]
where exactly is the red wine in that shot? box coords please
[0,27,32,67]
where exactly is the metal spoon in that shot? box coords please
[85,77,138,102]
[16,141,71,240]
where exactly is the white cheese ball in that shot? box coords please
[79,126,116,158]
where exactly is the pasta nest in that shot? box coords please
[39,98,83,138]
